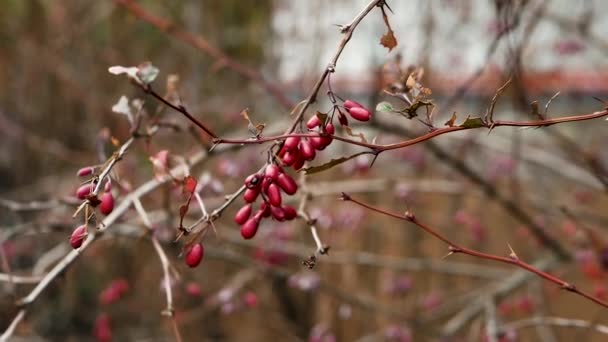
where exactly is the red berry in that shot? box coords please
[266,183,282,207]
[284,136,300,150]
[343,99,364,110]
[277,173,298,195]
[77,166,94,177]
[99,192,114,215]
[347,107,372,121]
[185,243,204,268]
[261,176,273,192]
[243,291,258,308]
[70,225,87,249]
[260,203,271,218]
[99,287,121,306]
[299,139,316,161]
[245,173,262,189]
[265,164,282,181]
[309,135,326,150]
[94,314,112,342]
[306,115,321,129]
[76,183,94,200]
[234,204,252,225]
[282,148,299,166]
[325,123,335,134]
[283,206,297,220]
[241,217,260,239]
[185,282,202,297]
[293,153,306,171]
[270,205,286,221]
[243,188,260,203]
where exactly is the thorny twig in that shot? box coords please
[340,193,608,309]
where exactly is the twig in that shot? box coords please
[341,193,608,309]
[284,0,384,134]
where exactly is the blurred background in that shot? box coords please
[1,0,608,341]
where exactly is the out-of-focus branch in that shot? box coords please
[112,0,294,110]
[503,316,608,335]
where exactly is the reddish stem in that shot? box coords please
[341,192,608,309]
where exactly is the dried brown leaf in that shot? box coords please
[380,29,398,52]
[444,112,457,127]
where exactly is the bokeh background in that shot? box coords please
[1,1,608,341]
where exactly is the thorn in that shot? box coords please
[441,251,454,260]
[369,151,380,168]
[508,243,518,260]
[340,192,351,201]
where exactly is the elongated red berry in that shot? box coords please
[234,204,252,225]
[77,167,94,177]
[241,217,260,239]
[270,205,285,221]
[293,153,305,171]
[320,124,334,147]
[284,136,300,150]
[260,203,271,218]
[76,183,94,199]
[261,176,273,192]
[299,139,316,161]
[282,148,299,166]
[70,225,87,249]
[99,192,114,215]
[309,136,325,150]
[276,173,298,195]
[343,99,364,110]
[265,164,281,180]
[243,188,260,203]
[347,106,371,121]
[283,206,298,220]
[266,183,282,207]
[245,173,262,189]
[306,115,321,129]
[185,243,204,268]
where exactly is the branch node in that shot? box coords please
[339,192,351,201]
[561,283,576,292]
[404,209,415,221]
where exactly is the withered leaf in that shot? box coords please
[460,116,485,128]
[342,125,368,143]
[444,112,457,127]
[380,29,398,52]
[302,152,370,175]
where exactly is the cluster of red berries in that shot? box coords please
[75,168,115,216]
[234,164,299,240]
[70,167,116,250]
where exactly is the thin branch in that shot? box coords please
[341,193,608,309]
[284,0,385,134]
[214,109,608,152]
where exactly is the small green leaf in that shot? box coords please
[460,116,485,128]
[302,152,370,175]
[376,101,394,113]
